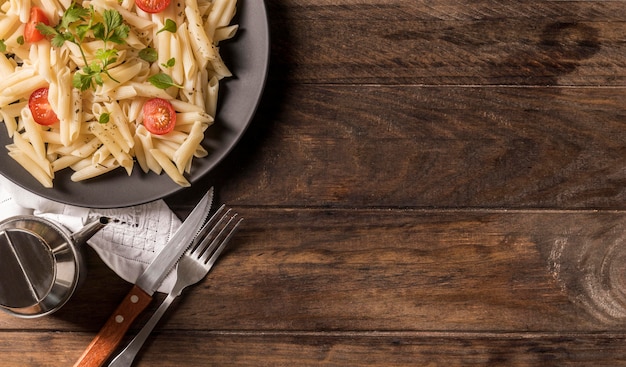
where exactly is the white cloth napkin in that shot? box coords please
[0,176,181,293]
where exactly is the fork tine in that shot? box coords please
[193,208,233,259]
[199,213,243,265]
[188,204,228,255]
[188,205,242,264]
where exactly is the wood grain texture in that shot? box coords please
[3,331,626,366]
[4,209,626,330]
[266,1,626,85]
[3,0,626,365]
[195,84,626,209]
[128,209,626,331]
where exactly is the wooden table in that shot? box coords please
[3,0,626,365]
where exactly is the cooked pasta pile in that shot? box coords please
[0,0,237,187]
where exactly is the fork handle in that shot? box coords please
[73,285,153,367]
[107,292,177,367]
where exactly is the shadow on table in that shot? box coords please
[166,2,294,209]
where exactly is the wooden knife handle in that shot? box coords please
[73,285,153,367]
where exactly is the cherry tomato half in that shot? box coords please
[135,0,171,13]
[28,87,59,126]
[24,7,50,43]
[142,98,176,135]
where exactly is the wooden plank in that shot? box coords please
[269,1,626,21]
[2,331,626,366]
[266,1,626,85]
[5,209,625,332]
[101,332,626,367]
[157,209,626,331]
[193,84,626,209]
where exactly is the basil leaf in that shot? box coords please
[139,47,158,63]
[162,57,175,68]
[157,19,177,34]
[148,73,182,89]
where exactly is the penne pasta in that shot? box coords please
[149,148,189,187]
[71,157,120,182]
[12,132,53,177]
[103,101,134,149]
[8,149,53,188]
[175,111,213,126]
[0,0,238,187]
[135,125,161,174]
[21,108,46,159]
[185,0,217,67]
[205,76,219,117]
[0,52,16,76]
[88,121,133,174]
[71,136,102,158]
[214,24,238,43]
[0,13,20,40]
[51,154,83,171]
[173,120,203,173]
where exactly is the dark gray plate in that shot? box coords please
[0,0,269,208]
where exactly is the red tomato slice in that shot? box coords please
[142,98,176,135]
[135,0,171,13]
[24,7,50,43]
[28,87,59,126]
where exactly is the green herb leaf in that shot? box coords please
[157,19,177,34]
[0,40,6,53]
[61,3,90,29]
[139,47,158,63]
[51,34,69,48]
[111,24,129,44]
[73,72,93,91]
[74,24,88,41]
[16,36,24,45]
[102,9,129,44]
[95,48,118,63]
[50,4,131,92]
[35,23,56,37]
[99,112,110,124]
[89,62,103,74]
[91,22,105,40]
[148,73,182,89]
[161,57,175,68]
[104,9,123,30]
[94,73,104,86]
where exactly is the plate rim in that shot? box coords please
[0,0,270,208]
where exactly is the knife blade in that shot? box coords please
[73,187,214,367]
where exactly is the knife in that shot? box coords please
[73,187,214,367]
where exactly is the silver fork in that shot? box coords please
[107,204,242,367]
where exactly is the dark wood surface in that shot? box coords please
[3,0,626,365]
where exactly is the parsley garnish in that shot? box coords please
[0,40,6,52]
[37,3,130,91]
